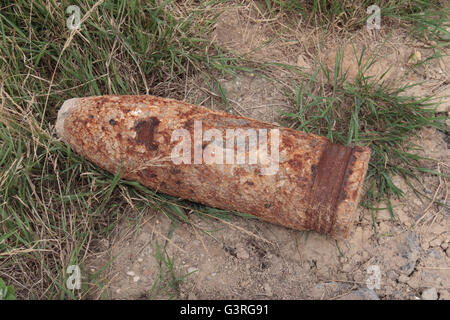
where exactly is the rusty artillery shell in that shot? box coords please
[56,95,370,239]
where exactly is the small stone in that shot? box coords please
[137,257,143,263]
[236,247,249,260]
[342,264,352,273]
[429,238,442,247]
[438,290,450,300]
[308,283,326,299]
[398,275,409,283]
[407,274,421,289]
[126,271,135,277]
[362,251,369,260]
[441,242,448,250]
[264,283,273,296]
[400,232,421,276]
[387,270,398,281]
[133,276,140,283]
[339,288,379,300]
[426,248,443,260]
[353,271,365,283]
[421,288,438,300]
[116,288,121,294]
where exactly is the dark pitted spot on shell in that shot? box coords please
[141,170,157,179]
[109,119,117,125]
[311,164,317,180]
[170,168,181,174]
[183,119,194,131]
[134,117,161,151]
[305,143,354,234]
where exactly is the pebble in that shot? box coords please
[400,232,421,276]
[236,248,249,260]
[386,270,398,281]
[398,275,409,283]
[421,288,438,300]
[338,288,379,300]
[133,276,140,283]
[438,290,450,300]
[362,251,369,260]
[126,271,135,277]
[342,264,352,273]
[429,238,442,247]
[137,257,143,263]
[353,271,365,283]
[426,248,443,260]
[264,283,273,296]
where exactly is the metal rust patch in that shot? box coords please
[305,142,354,234]
[134,117,161,151]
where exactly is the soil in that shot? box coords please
[87,6,449,300]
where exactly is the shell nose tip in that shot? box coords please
[56,98,79,139]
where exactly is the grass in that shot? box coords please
[148,240,196,299]
[283,46,449,225]
[0,0,243,299]
[0,277,16,300]
[263,0,449,46]
[0,0,448,299]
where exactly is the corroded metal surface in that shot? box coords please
[56,95,370,239]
